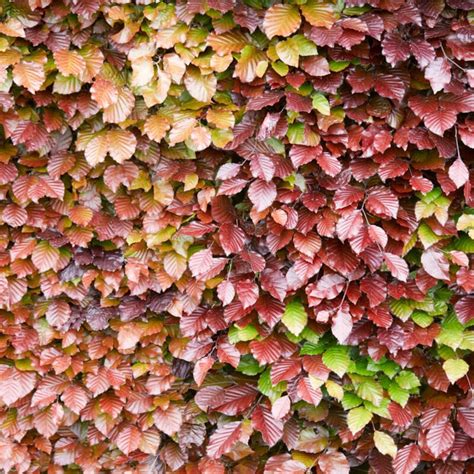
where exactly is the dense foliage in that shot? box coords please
[0,0,473,472]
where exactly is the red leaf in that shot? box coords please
[424,110,457,136]
[336,210,364,242]
[236,279,259,308]
[454,296,474,325]
[360,274,387,307]
[0,368,36,405]
[272,396,291,420]
[318,451,350,474]
[296,377,323,405]
[334,185,365,209]
[250,337,282,364]
[382,32,410,66]
[421,247,450,281]
[261,269,287,302]
[214,385,258,415]
[448,158,469,189]
[207,421,242,459]
[193,356,215,386]
[256,295,285,327]
[248,179,277,212]
[366,186,399,219]
[252,404,284,446]
[293,232,322,258]
[250,154,276,181]
[457,408,474,437]
[384,252,409,282]
[219,223,246,256]
[331,310,353,343]
[116,424,141,455]
[410,39,436,69]
[426,420,454,458]
[425,57,451,94]
[392,444,421,474]
[189,248,213,277]
[316,152,342,177]
[270,359,301,385]
[217,279,235,306]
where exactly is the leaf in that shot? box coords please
[270,359,301,385]
[163,252,187,280]
[374,431,397,458]
[366,186,399,219]
[457,408,474,437]
[248,179,277,212]
[271,396,291,420]
[336,210,363,242]
[384,252,409,282]
[421,247,450,280]
[318,452,350,474]
[322,346,350,377]
[217,279,235,306]
[426,420,454,458]
[301,0,337,28]
[54,49,86,76]
[424,57,451,94]
[32,241,60,272]
[312,93,330,115]
[219,223,246,255]
[423,110,457,136]
[331,310,353,343]
[206,421,242,459]
[236,279,259,309]
[61,384,89,414]
[282,300,307,336]
[263,4,301,39]
[392,444,421,474]
[13,61,45,93]
[347,406,373,434]
[0,368,36,405]
[116,424,141,455]
[252,405,284,446]
[448,158,469,189]
[443,359,469,384]
[316,152,342,177]
[184,67,217,103]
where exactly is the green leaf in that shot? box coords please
[271,60,289,76]
[411,311,433,328]
[282,300,307,336]
[374,431,397,458]
[443,359,469,384]
[287,122,320,146]
[364,398,390,418]
[418,223,444,248]
[311,92,330,115]
[347,406,373,434]
[322,345,350,377]
[237,354,264,376]
[356,380,384,406]
[228,324,258,343]
[389,299,413,321]
[292,34,317,56]
[388,382,410,407]
[395,371,420,390]
[300,341,326,355]
[258,368,286,402]
[342,392,362,410]
[329,60,350,72]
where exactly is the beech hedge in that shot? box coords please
[0,0,473,472]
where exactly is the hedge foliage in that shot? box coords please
[0,0,473,472]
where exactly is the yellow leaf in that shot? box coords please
[374,431,397,458]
